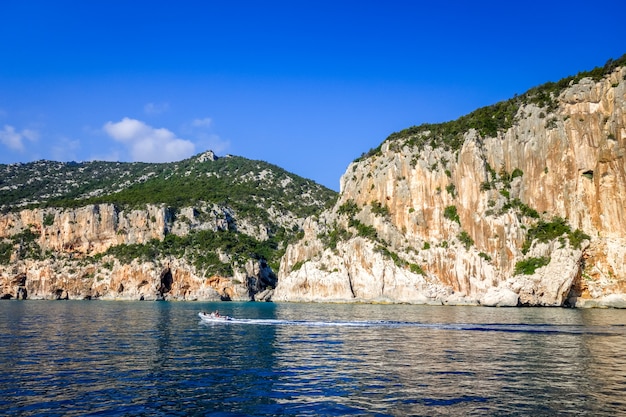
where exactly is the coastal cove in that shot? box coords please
[3,59,626,307]
[2,300,626,416]
[4,7,626,416]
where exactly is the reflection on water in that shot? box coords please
[1,301,626,416]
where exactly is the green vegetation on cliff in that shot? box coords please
[1,154,336,218]
[514,257,551,275]
[0,152,338,276]
[0,242,12,265]
[97,228,286,275]
[522,217,591,254]
[361,53,626,156]
[42,155,336,220]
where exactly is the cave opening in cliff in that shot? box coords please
[158,267,174,297]
[55,289,68,300]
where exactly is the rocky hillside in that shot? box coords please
[276,55,626,308]
[0,151,337,301]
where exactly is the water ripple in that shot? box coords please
[2,301,626,415]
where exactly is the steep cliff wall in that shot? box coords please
[0,150,340,301]
[276,65,626,307]
[0,204,171,255]
[0,203,277,301]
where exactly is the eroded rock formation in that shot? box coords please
[0,203,278,301]
[3,63,625,307]
[276,64,626,307]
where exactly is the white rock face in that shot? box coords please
[480,287,519,307]
[0,204,171,255]
[277,66,626,307]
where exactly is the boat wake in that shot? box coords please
[198,315,625,336]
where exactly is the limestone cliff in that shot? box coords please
[0,203,278,301]
[0,152,335,301]
[276,59,626,307]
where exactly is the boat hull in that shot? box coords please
[198,312,232,322]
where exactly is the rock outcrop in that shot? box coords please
[3,61,625,307]
[0,203,279,301]
[276,62,626,307]
[0,152,335,301]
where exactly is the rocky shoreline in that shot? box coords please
[3,63,626,308]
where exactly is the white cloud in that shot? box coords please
[144,102,170,115]
[0,125,39,151]
[104,118,148,142]
[191,117,212,128]
[21,129,39,141]
[103,117,195,163]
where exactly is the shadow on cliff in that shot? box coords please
[157,267,174,300]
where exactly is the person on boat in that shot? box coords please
[213,310,220,317]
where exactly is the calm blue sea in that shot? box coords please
[1,301,626,416]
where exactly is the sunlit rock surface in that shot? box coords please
[2,65,626,307]
[276,65,626,307]
[0,203,279,301]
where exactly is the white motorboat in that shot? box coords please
[198,311,232,322]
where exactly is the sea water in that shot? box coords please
[1,301,626,416]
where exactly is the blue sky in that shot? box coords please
[1,1,624,191]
